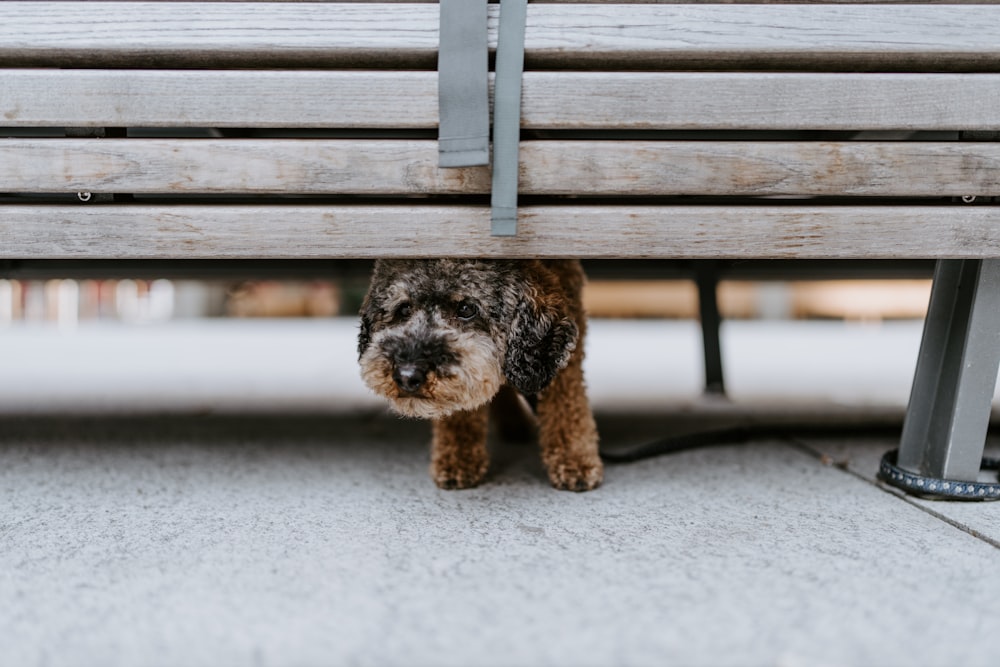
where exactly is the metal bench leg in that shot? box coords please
[695,263,726,396]
[898,258,1000,481]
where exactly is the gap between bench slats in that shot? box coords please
[6,71,1000,130]
[4,139,1000,197]
[2,3,998,70]
[1,205,998,259]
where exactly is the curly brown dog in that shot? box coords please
[358,259,602,491]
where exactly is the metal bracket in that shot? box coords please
[437,0,528,235]
[437,0,490,168]
[490,0,528,237]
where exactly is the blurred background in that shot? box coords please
[0,273,933,326]
[0,268,950,416]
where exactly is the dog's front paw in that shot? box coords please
[547,457,603,492]
[430,454,489,490]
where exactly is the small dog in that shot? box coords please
[358,259,602,491]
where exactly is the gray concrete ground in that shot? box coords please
[2,319,999,667]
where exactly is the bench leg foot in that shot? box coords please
[898,258,1000,482]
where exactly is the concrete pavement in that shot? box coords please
[1,319,998,666]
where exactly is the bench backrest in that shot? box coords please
[3,1,1000,259]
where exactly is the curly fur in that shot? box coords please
[358,259,602,491]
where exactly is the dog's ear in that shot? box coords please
[503,287,579,395]
[359,260,396,359]
[357,293,377,360]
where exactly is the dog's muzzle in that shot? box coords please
[379,325,454,397]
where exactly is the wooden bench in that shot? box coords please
[3,0,1000,495]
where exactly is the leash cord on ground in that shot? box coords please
[598,425,1000,501]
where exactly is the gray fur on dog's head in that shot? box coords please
[358,259,578,419]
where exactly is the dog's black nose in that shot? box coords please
[393,363,427,393]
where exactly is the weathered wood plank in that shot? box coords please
[6,139,1000,197]
[522,73,1000,131]
[87,1,1000,4]
[0,70,437,128]
[91,1,1000,4]
[2,204,998,259]
[6,70,1000,131]
[521,141,1000,197]
[1,3,998,70]
[0,2,435,68]
[518,4,1000,71]
[0,139,489,194]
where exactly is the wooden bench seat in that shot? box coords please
[3,1,1000,259]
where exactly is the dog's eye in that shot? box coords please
[455,301,477,321]
[394,302,412,320]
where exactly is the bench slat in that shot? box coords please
[6,70,1000,131]
[2,3,998,70]
[220,1,1000,3]
[0,2,436,68]
[2,204,998,259]
[7,139,1000,197]
[1,70,437,128]
[525,73,1000,131]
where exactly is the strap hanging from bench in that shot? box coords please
[437,0,490,168]
[491,0,528,237]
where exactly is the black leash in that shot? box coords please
[599,422,900,463]
[599,425,757,463]
[598,423,1000,501]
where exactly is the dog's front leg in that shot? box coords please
[430,404,490,489]
[536,352,603,492]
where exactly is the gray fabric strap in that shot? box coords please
[438,0,490,168]
[490,0,528,236]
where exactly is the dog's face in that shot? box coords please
[358,259,578,419]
